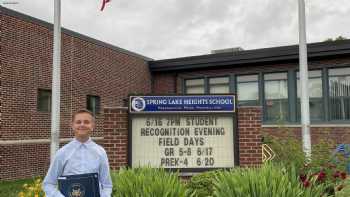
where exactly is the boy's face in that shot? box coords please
[72,112,95,141]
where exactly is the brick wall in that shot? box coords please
[0,144,49,180]
[238,107,263,167]
[0,7,3,139]
[103,108,128,170]
[152,73,179,94]
[0,8,151,180]
[0,139,104,180]
[262,126,350,145]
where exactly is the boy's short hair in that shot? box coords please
[72,109,95,122]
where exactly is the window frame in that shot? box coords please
[87,95,101,115]
[236,74,259,106]
[295,69,324,122]
[37,89,52,112]
[184,77,206,94]
[327,67,350,122]
[183,75,232,94]
[181,65,350,124]
[263,72,290,123]
[208,76,230,94]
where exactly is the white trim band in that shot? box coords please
[262,124,350,128]
[0,137,104,145]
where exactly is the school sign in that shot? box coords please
[129,95,238,172]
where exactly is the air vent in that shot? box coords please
[211,47,244,54]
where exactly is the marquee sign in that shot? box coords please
[129,95,237,171]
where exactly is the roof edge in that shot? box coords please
[152,40,350,63]
[150,40,350,72]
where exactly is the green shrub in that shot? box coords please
[263,131,305,170]
[0,178,41,197]
[186,170,217,197]
[264,128,348,172]
[265,129,350,195]
[17,178,45,197]
[212,163,327,197]
[335,178,350,197]
[111,167,187,197]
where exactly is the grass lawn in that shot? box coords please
[0,177,42,197]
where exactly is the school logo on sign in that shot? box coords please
[131,97,146,112]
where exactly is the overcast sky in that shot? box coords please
[2,0,350,60]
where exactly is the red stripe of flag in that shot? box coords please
[100,0,111,11]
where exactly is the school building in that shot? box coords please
[1,6,350,180]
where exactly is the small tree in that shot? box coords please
[324,36,347,42]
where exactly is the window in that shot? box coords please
[185,79,205,94]
[264,73,289,122]
[329,67,350,121]
[296,70,323,121]
[87,95,100,115]
[209,77,229,94]
[37,89,51,112]
[237,75,259,106]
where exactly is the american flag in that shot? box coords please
[100,0,111,11]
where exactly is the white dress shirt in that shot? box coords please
[43,138,112,197]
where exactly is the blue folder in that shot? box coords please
[58,173,100,197]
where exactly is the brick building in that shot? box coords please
[1,5,350,180]
[0,6,152,180]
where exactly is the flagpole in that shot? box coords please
[50,0,61,162]
[298,0,311,158]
